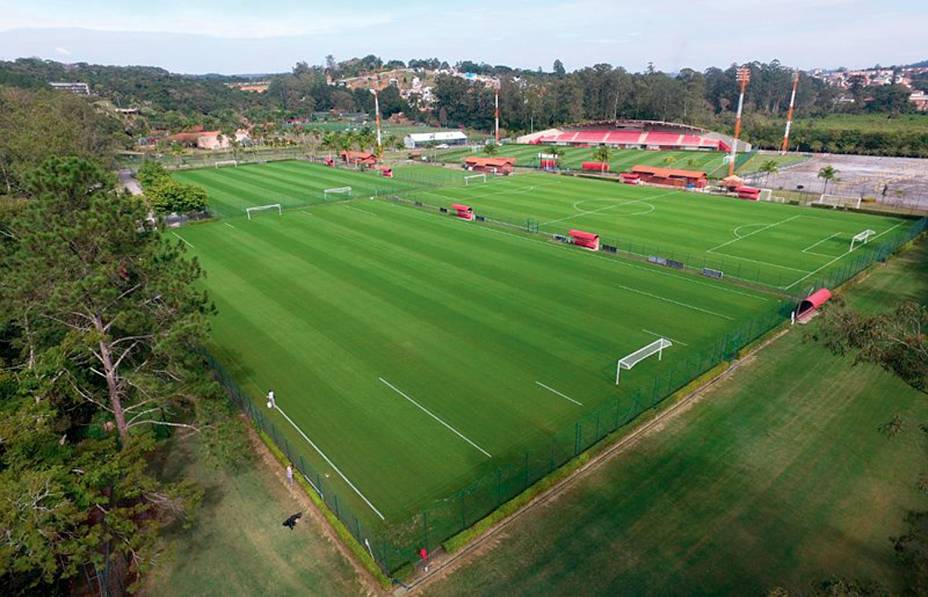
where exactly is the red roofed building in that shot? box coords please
[338,151,377,166]
[340,151,378,166]
[629,165,708,189]
[463,156,515,175]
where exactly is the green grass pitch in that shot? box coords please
[171,161,910,541]
[404,171,907,289]
[429,144,806,177]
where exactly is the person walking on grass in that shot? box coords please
[266,389,276,409]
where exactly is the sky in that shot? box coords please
[0,0,926,74]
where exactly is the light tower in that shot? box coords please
[780,71,800,155]
[370,88,383,155]
[728,66,751,177]
[494,79,501,144]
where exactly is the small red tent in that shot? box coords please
[736,186,761,200]
[569,229,600,251]
[797,288,832,323]
[581,161,610,173]
[451,203,474,221]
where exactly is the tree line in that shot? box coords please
[0,101,250,593]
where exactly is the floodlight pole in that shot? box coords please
[728,66,751,177]
[780,71,800,155]
[494,80,500,144]
[370,88,383,156]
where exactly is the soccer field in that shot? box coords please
[173,160,469,219]
[405,172,911,290]
[433,144,736,176]
[172,161,919,569]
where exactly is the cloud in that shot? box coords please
[54,46,71,56]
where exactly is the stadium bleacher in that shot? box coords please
[531,127,723,151]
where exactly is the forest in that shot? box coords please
[1,55,927,159]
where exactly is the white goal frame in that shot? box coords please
[215,160,238,168]
[616,338,672,384]
[817,194,861,209]
[850,229,876,251]
[464,174,487,185]
[245,203,282,219]
[324,186,352,200]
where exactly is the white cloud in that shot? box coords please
[54,46,70,56]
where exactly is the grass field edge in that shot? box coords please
[252,424,394,590]
[412,234,928,592]
[425,328,791,575]
[405,324,791,592]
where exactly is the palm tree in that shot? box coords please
[758,159,779,185]
[818,165,839,194]
[592,145,611,165]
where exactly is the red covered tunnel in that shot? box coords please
[797,288,832,323]
[569,229,600,251]
[452,203,474,221]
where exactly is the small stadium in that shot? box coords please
[170,150,924,571]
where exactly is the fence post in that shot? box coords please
[574,422,581,456]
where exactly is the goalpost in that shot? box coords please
[850,229,876,251]
[323,186,352,200]
[616,338,672,384]
[464,174,487,185]
[215,160,238,168]
[245,204,282,219]
[816,194,861,209]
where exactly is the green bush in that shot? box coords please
[137,160,170,188]
[147,179,208,214]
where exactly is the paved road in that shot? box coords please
[118,169,142,195]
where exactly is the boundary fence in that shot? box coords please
[203,162,927,575]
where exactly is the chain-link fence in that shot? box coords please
[204,166,926,575]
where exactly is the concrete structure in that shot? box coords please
[49,82,90,95]
[403,131,468,148]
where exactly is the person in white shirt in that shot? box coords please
[266,389,276,409]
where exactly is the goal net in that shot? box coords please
[324,186,352,200]
[817,194,861,209]
[245,203,282,219]
[215,160,238,168]
[616,338,672,384]
[464,174,487,185]
[850,229,876,251]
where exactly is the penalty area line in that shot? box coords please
[171,232,193,248]
[535,382,583,406]
[272,403,386,521]
[642,329,688,346]
[379,377,492,458]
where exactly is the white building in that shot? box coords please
[404,131,468,148]
[49,82,91,95]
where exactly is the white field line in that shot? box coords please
[223,223,236,229]
[542,190,678,226]
[379,377,492,458]
[782,222,904,291]
[615,283,734,320]
[801,232,840,254]
[535,382,583,406]
[273,403,386,520]
[706,250,812,273]
[171,232,193,248]
[707,215,802,252]
[342,204,380,217]
[642,329,689,346]
[732,223,768,238]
